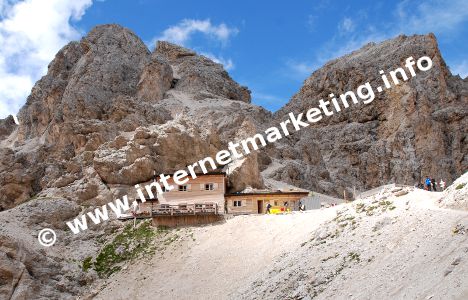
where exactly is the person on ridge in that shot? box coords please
[431,178,437,191]
[299,200,305,211]
[425,177,432,191]
[439,179,446,191]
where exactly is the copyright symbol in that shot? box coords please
[38,228,56,247]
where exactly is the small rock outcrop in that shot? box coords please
[440,171,468,210]
[0,115,16,139]
[137,54,173,101]
[155,41,251,102]
[0,198,112,299]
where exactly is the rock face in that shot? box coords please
[0,25,467,299]
[1,24,266,212]
[0,24,267,299]
[137,53,173,102]
[440,171,468,210]
[267,34,467,197]
[0,197,115,299]
[0,115,17,139]
[155,41,251,102]
[5,28,466,208]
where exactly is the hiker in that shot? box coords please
[440,179,446,191]
[266,203,272,214]
[284,201,289,212]
[425,177,432,191]
[299,200,305,211]
[431,178,437,191]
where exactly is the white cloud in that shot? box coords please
[285,60,318,79]
[451,60,468,78]
[201,52,234,71]
[150,19,238,73]
[287,0,468,81]
[251,91,285,111]
[0,0,93,119]
[323,29,388,62]
[286,27,389,80]
[306,14,316,31]
[252,91,287,104]
[331,0,467,61]
[396,0,468,35]
[339,17,355,33]
[157,19,238,46]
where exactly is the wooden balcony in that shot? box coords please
[152,202,219,216]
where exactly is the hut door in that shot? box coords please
[257,200,263,214]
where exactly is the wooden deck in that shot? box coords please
[152,203,219,216]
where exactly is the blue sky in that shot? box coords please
[0,0,467,119]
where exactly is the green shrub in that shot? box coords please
[84,220,162,278]
[455,183,466,190]
[82,256,93,272]
[355,203,365,213]
[348,252,361,262]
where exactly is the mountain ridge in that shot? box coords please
[0,24,467,299]
[1,25,466,210]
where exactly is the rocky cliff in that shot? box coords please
[0,25,467,299]
[267,34,467,197]
[0,24,267,211]
[0,24,269,299]
[2,28,466,210]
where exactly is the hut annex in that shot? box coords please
[129,172,309,226]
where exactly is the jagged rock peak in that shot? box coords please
[155,40,196,61]
[0,115,17,139]
[83,24,150,54]
[154,40,252,103]
[0,24,263,210]
[269,33,467,196]
[17,23,257,138]
[279,33,447,115]
[17,25,251,139]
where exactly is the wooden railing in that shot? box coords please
[152,203,219,216]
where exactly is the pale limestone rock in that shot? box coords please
[0,115,16,139]
[155,41,251,102]
[137,54,173,101]
[0,27,467,299]
[0,25,264,212]
[268,34,467,197]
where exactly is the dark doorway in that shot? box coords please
[257,200,263,214]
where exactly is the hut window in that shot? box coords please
[178,185,188,192]
[205,183,214,191]
[233,200,242,207]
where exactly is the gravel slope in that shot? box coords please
[92,182,468,300]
